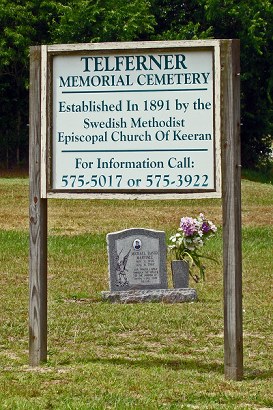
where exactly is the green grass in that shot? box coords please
[0,176,272,409]
[242,164,273,184]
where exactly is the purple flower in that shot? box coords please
[180,217,198,236]
[169,213,218,282]
[201,221,211,233]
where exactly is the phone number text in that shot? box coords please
[60,174,209,189]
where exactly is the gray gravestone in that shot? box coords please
[171,260,189,288]
[107,228,168,292]
[102,227,197,303]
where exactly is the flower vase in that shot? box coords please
[171,260,189,289]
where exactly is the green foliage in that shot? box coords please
[204,0,273,168]
[0,0,68,168]
[151,0,213,40]
[51,0,155,43]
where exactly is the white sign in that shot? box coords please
[45,42,221,197]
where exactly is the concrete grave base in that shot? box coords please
[101,288,197,303]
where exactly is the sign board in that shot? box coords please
[41,41,221,198]
[31,40,242,380]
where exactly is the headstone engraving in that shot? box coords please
[107,228,168,292]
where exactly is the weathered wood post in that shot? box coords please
[29,46,48,366]
[221,39,243,380]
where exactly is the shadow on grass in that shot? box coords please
[243,368,273,381]
[57,355,273,380]
[60,355,224,375]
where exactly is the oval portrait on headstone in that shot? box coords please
[133,239,142,250]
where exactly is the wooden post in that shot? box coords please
[221,40,243,380]
[29,46,48,366]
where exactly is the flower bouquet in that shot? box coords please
[169,213,217,282]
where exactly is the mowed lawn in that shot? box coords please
[0,176,272,409]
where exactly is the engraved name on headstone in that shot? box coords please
[107,228,168,292]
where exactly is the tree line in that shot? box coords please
[1,0,272,170]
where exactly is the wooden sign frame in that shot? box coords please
[29,39,242,380]
[42,41,222,199]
